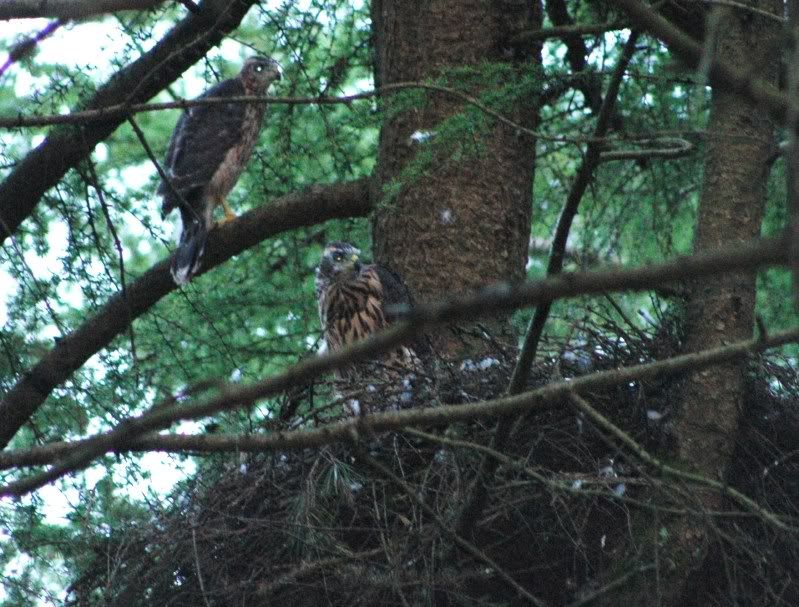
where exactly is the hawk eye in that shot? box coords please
[254,65,264,73]
[332,252,344,262]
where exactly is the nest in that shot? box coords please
[66,315,799,606]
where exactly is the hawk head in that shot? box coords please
[240,56,282,93]
[316,241,362,285]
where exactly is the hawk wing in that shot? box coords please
[373,264,432,358]
[159,78,248,215]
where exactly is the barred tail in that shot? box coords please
[170,212,208,285]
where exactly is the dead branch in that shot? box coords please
[508,21,631,46]
[599,137,694,162]
[0,0,165,20]
[2,323,797,498]
[0,219,787,454]
[0,229,788,454]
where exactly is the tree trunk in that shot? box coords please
[598,4,780,605]
[370,0,543,355]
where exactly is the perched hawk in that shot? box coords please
[315,241,428,390]
[159,56,281,284]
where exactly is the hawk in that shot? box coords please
[315,242,429,412]
[159,56,282,284]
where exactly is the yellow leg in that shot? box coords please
[222,199,236,222]
[214,198,237,227]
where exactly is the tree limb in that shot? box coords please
[0,229,787,451]
[0,0,258,245]
[0,0,166,20]
[0,226,788,456]
[508,21,630,46]
[0,179,372,449]
[2,324,798,499]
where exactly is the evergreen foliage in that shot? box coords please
[0,1,797,604]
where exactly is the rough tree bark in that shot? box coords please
[598,3,781,605]
[370,0,543,355]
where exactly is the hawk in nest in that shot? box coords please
[315,242,430,412]
[159,56,282,284]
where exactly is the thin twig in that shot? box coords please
[0,82,693,151]
[81,153,141,388]
[2,324,797,499]
[353,446,547,606]
[191,527,212,607]
[567,392,796,532]
[566,564,656,607]
[0,228,789,453]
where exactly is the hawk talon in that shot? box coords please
[214,208,236,227]
[221,200,237,223]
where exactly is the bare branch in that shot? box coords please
[0,179,372,449]
[0,229,788,452]
[566,564,657,607]
[599,137,694,162]
[0,0,165,20]
[0,84,685,149]
[508,21,630,46]
[2,323,797,498]
[0,0,260,245]
[0,20,61,77]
